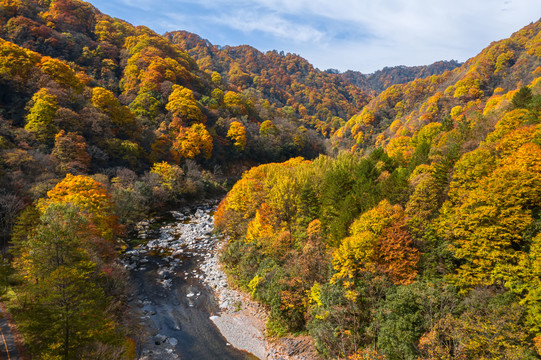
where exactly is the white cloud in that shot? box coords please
[210,10,326,43]
[88,0,541,72]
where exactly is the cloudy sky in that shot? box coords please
[87,0,541,73]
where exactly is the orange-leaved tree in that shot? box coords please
[332,200,420,286]
[173,123,213,159]
[38,174,119,240]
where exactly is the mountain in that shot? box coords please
[332,20,541,153]
[215,19,541,360]
[0,0,339,201]
[2,0,540,359]
[165,30,372,137]
[340,60,462,94]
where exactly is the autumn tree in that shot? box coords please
[12,203,122,360]
[38,56,83,92]
[173,123,213,159]
[129,92,162,123]
[91,87,137,138]
[439,143,541,290]
[166,85,205,125]
[260,120,278,136]
[43,0,96,35]
[25,88,59,145]
[38,174,119,240]
[227,120,247,151]
[52,130,91,174]
[332,200,419,286]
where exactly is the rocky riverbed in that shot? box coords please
[121,201,319,360]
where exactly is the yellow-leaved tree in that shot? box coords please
[25,88,59,144]
[91,87,137,138]
[227,121,247,151]
[173,123,213,159]
[439,142,541,290]
[332,200,420,286]
[166,85,205,125]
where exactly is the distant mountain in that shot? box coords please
[340,60,462,94]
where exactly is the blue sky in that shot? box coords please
[87,0,541,73]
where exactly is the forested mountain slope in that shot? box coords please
[333,20,541,153]
[166,30,372,137]
[215,19,541,359]
[0,0,345,357]
[0,0,331,200]
[1,0,540,358]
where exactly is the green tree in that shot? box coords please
[12,204,121,360]
[512,86,533,109]
[25,88,59,145]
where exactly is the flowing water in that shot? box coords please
[122,203,258,360]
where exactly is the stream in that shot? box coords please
[121,202,259,360]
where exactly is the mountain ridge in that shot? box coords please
[1,1,541,358]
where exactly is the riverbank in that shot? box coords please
[200,241,321,360]
[123,202,319,360]
[123,202,252,360]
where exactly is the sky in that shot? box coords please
[86,0,541,73]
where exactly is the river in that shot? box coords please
[121,202,260,360]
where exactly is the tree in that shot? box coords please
[173,123,213,159]
[43,0,96,35]
[52,130,91,174]
[38,56,83,92]
[227,121,247,151]
[439,143,541,290]
[91,87,137,138]
[419,291,535,360]
[38,174,118,240]
[25,88,59,145]
[149,161,191,201]
[332,200,419,286]
[511,86,533,109]
[405,170,441,221]
[260,120,278,136]
[129,92,161,123]
[0,192,24,253]
[223,91,246,115]
[166,85,205,125]
[375,283,427,360]
[12,203,121,360]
